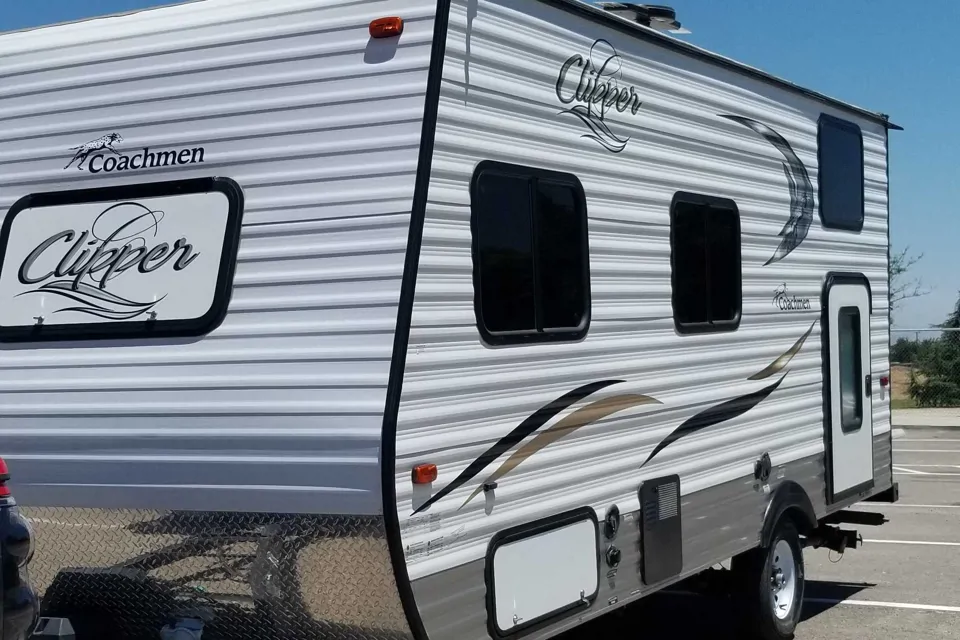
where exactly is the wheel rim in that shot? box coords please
[770,539,797,620]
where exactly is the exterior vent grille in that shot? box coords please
[658,481,679,520]
[639,474,682,585]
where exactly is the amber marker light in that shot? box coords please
[370,17,404,39]
[412,463,438,485]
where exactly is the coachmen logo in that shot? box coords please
[64,133,206,174]
[555,39,643,153]
[773,283,811,311]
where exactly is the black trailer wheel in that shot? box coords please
[731,519,805,639]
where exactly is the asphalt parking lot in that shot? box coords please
[564,426,960,640]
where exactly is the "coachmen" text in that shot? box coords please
[88,146,206,174]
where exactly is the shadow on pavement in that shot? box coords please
[558,580,875,639]
[800,580,876,621]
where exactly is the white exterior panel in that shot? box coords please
[0,0,438,515]
[396,0,890,588]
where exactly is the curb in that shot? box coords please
[891,408,960,429]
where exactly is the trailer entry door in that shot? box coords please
[824,275,874,503]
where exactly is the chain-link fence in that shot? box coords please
[21,508,411,640]
[890,328,960,409]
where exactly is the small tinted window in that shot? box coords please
[818,114,865,231]
[536,181,587,330]
[475,173,535,333]
[472,162,590,345]
[670,192,742,333]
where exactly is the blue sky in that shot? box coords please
[3,1,956,329]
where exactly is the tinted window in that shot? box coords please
[475,173,535,333]
[819,115,865,231]
[838,307,863,431]
[670,193,741,333]
[471,162,590,345]
[708,211,741,322]
[536,181,586,330]
[671,202,708,326]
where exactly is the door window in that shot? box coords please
[838,307,863,431]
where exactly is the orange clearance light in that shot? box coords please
[370,17,404,39]
[412,463,438,485]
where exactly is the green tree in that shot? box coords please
[910,291,960,407]
[891,337,920,363]
[940,294,960,330]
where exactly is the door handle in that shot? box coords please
[865,374,872,396]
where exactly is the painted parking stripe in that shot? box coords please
[863,539,960,547]
[897,439,960,443]
[805,598,960,614]
[893,465,925,475]
[664,590,960,613]
[892,464,960,469]
[853,503,960,509]
[893,466,960,477]
[895,449,960,453]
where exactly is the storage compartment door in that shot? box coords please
[487,510,599,636]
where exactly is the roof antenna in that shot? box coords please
[597,3,691,34]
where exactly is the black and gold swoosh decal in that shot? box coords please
[720,115,813,266]
[748,321,817,381]
[411,380,624,515]
[415,325,813,512]
[460,393,661,509]
[639,322,814,466]
[641,374,787,467]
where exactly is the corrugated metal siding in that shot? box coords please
[0,0,437,515]
[396,0,890,582]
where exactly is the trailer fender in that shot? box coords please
[760,481,817,548]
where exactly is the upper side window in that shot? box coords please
[818,114,865,231]
[470,161,590,346]
[670,192,742,334]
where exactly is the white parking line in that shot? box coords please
[893,464,960,468]
[863,539,960,547]
[890,465,960,476]
[897,439,960,443]
[854,503,960,509]
[893,466,960,477]
[664,590,960,613]
[805,598,960,614]
[893,465,926,475]
[895,449,960,453]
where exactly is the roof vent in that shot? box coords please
[597,3,691,34]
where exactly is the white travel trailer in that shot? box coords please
[0,1,899,639]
